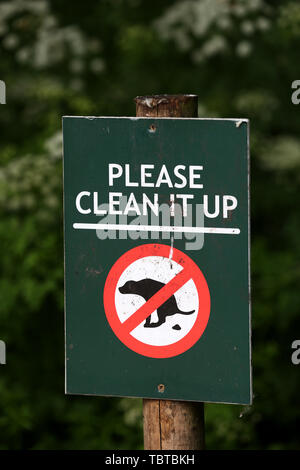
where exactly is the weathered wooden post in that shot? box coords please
[135,94,205,450]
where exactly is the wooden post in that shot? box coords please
[134,94,205,451]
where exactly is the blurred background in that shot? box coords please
[0,0,300,450]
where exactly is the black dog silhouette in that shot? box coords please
[119,278,195,328]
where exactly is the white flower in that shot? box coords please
[256,17,271,31]
[248,0,264,11]
[70,59,84,73]
[16,47,31,63]
[241,21,255,36]
[260,137,300,170]
[45,132,62,160]
[90,58,106,74]
[217,16,232,31]
[233,5,247,18]
[201,35,227,57]
[2,33,19,49]
[236,40,252,58]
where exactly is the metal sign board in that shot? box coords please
[63,116,251,405]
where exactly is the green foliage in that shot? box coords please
[279,1,300,38]
[0,0,300,449]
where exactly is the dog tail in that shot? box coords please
[178,309,195,315]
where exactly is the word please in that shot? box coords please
[109,163,204,188]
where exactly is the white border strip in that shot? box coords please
[63,115,249,124]
[73,223,240,235]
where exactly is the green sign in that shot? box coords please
[63,116,251,405]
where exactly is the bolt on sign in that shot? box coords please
[63,116,252,405]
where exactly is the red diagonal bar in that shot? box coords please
[121,268,193,335]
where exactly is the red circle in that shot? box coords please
[103,244,210,358]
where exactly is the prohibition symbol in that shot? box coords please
[103,244,211,358]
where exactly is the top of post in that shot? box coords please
[135,94,198,118]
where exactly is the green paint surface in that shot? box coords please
[63,116,251,404]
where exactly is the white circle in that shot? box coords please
[115,256,199,346]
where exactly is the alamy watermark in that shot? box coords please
[0,80,6,104]
[74,194,239,251]
[291,80,300,105]
[94,198,206,251]
[0,81,6,362]
[0,80,6,362]
[289,89,300,364]
[0,340,6,365]
[291,340,300,365]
